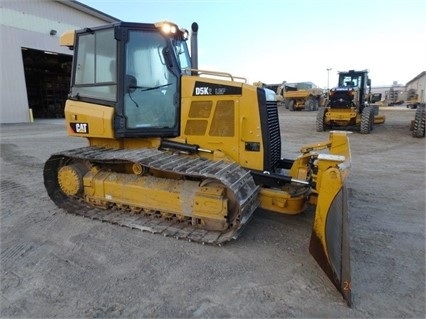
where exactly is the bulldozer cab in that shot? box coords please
[65,21,191,138]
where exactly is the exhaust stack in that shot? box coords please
[190,22,198,71]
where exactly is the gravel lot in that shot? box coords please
[1,106,425,318]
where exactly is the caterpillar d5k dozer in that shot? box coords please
[44,21,352,305]
[317,69,384,134]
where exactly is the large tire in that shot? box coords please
[369,107,374,131]
[305,98,315,111]
[313,99,319,111]
[316,107,326,132]
[284,100,290,109]
[371,104,379,116]
[360,107,373,134]
[412,105,426,138]
[288,100,295,111]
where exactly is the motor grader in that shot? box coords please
[316,70,384,134]
[44,21,352,305]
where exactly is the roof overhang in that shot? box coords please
[56,0,120,23]
[406,71,426,86]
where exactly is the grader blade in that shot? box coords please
[309,171,351,306]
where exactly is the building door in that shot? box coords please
[21,47,72,119]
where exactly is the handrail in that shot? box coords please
[184,68,247,83]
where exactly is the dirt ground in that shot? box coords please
[1,106,425,318]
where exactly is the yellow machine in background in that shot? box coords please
[406,89,421,109]
[253,81,327,111]
[317,70,384,134]
[44,21,352,305]
[279,81,326,111]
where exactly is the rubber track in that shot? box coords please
[44,147,260,245]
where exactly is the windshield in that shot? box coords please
[124,30,178,129]
[339,74,362,88]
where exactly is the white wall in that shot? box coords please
[0,0,117,123]
[406,73,426,103]
[0,25,74,123]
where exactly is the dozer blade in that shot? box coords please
[309,168,351,306]
[374,114,386,124]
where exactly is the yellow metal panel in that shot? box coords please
[326,108,357,121]
[374,114,386,124]
[82,169,228,226]
[64,100,115,138]
[60,30,75,47]
[236,84,264,169]
[179,76,264,170]
[258,187,306,214]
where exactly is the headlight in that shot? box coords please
[163,24,176,34]
[155,21,178,34]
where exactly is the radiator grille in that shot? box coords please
[266,100,281,170]
[329,90,354,108]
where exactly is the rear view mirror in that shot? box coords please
[124,75,137,93]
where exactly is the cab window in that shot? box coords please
[72,28,117,101]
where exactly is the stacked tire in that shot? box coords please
[305,98,319,111]
[412,104,425,138]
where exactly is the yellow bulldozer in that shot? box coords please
[44,21,352,305]
[316,70,384,134]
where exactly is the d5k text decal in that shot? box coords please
[193,81,242,96]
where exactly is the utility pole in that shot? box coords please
[326,68,332,90]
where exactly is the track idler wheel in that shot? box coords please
[57,163,88,196]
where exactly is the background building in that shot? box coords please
[406,71,426,105]
[371,73,426,106]
[0,0,119,123]
[370,81,406,104]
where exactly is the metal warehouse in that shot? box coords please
[0,0,118,123]
[406,71,426,104]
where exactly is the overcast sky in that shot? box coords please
[80,0,426,88]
